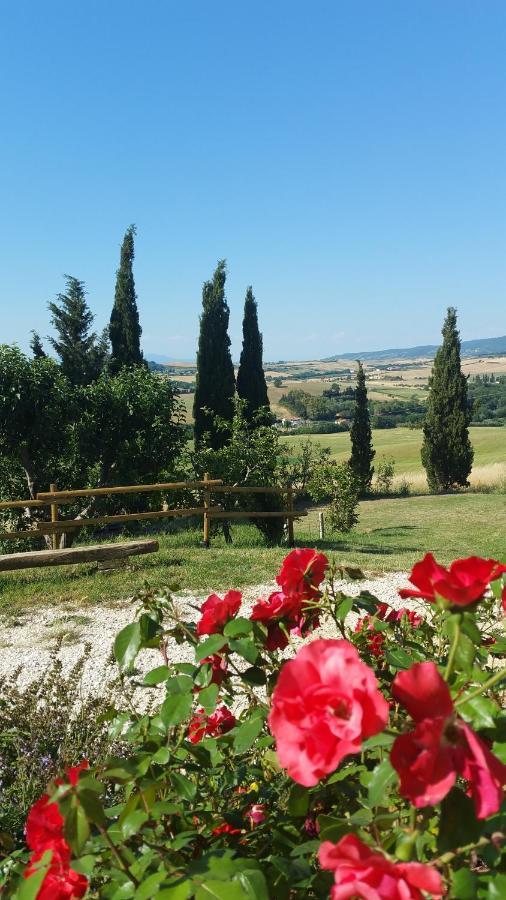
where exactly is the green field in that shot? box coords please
[282,426,506,489]
[1,493,504,616]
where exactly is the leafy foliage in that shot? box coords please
[2,550,505,898]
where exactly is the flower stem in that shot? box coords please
[444,617,461,681]
[433,835,493,866]
[454,666,506,707]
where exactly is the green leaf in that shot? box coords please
[461,613,482,646]
[335,596,353,622]
[166,675,194,695]
[229,638,259,665]
[171,772,197,801]
[317,814,348,842]
[121,810,148,839]
[160,692,193,727]
[157,882,193,899]
[78,789,107,826]
[450,868,477,899]
[143,665,170,685]
[152,746,171,765]
[437,788,482,853]
[199,683,219,715]
[196,635,228,661]
[16,850,53,900]
[114,621,141,670]
[479,874,506,899]
[458,695,498,729]
[134,871,168,899]
[288,784,309,817]
[385,647,413,670]
[64,803,90,855]
[455,633,476,672]
[241,666,266,686]
[367,759,397,807]
[223,617,253,638]
[362,733,395,750]
[233,713,265,753]
[70,855,96,878]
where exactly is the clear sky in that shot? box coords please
[1,1,505,361]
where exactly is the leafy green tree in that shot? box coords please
[192,399,284,543]
[29,331,46,359]
[421,307,474,491]
[48,276,107,384]
[109,225,144,373]
[193,260,235,449]
[236,286,270,424]
[349,360,375,493]
[0,346,185,545]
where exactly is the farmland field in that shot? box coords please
[281,425,506,491]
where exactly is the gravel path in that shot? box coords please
[0,573,421,697]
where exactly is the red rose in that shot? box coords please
[196,590,242,636]
[211,822,242,836]
[24,847,88,900]
[245,803,266,826]
[26,795,65,852]
[198,653,229,687]
[391,662,506,818]
[268,639,389,786]
[354,616,386,658]
[188,704,237,744]
[276,548,328,599]
[399,553,506,607]
[251,591,301,651]
[319,834,444,899]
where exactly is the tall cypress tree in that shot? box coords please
[349,360,375,493]
[236,286,270,424]
[193,260,235,449]
[421,307,473,491]
[30,331,46,358]
[109,225,143,373]
[48,276,106,385]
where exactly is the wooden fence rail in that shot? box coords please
[0,475,306,549]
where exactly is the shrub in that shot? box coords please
[308,460,360,532]
[2,550,506,898]
[375,455,396,495]
[0,648,120,847]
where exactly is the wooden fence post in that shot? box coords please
[286,484,294,547]
[49,483,59,551]
[318,511,325,542]
[203,472,211,548]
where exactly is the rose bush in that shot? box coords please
[1,548,505,899]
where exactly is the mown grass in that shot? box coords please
[1,493,504,615]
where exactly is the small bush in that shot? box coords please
[0,647,119,846]
[375,455,395,494]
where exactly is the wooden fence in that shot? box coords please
[0,475,306,549]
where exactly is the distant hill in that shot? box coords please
[323,335,506,362]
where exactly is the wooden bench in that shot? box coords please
[0,540,159,572]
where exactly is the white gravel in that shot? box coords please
[0,573,419,697]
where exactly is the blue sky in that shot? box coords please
[1,1,505,361]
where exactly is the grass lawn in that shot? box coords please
[1,493,504,615]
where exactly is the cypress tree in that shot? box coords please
[193,260,235,449]
[30,331,46,358]
[48,276,106,384]
[349,360,375,493]
[421,307,473,491]
[109,225,143,373]
[236,286,270,424]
